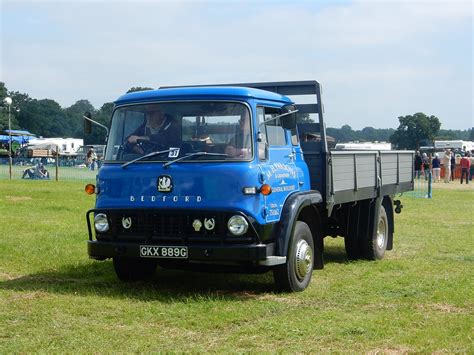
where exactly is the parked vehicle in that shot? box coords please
[435,140,474,152]
[84,81,414,292]
[0,130,36,156]
[334,142,392,150]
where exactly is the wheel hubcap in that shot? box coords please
[295,239,313,280]
[376,218,387,249]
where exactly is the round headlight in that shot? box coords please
[227,215,249,236]
[94,213,109,233]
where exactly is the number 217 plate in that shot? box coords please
[140,245,188,259]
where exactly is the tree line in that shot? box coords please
[0,82,472,149]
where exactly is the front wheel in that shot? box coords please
[273,221,314,292]
[113,257,157,282]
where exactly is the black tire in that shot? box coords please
[344,204,365,260]
[113,257,157,282]
[344,234,360,260]
[364,204,389,260]
[273,221,314,292]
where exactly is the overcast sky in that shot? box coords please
[1,0,472,130]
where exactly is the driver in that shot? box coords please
[126,107,180,154]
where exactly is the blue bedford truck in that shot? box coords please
[84,81,413,292]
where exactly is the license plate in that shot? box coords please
[139,245,188,259]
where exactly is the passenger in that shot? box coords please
[126,107,180,154]
[225,111,251,158]
[192,134,213,145]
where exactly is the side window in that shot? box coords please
[257,107,267,160]
[264,107,286,146]
[291,127,299,146]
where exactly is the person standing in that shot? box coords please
[470,153,474,182]
[432,153,441,182]
[460,153,471,184]
[443,150,451,183]
[422,153,430,181]
[450,152,456,181]
[87,148,97,171]
[414,151,423,179]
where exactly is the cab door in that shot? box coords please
[256,106,300,223]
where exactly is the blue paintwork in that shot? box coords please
[96,87,311,226]
[96,162,269,222]
[115,87,293,106]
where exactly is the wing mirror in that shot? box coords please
[84,112,92,134]
[83,111,109,136]
[281,105,297,130]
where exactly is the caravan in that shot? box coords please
[435,140,474,153]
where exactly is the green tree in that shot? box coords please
[84,102,113,145]
[390,112,441,150]
[64,99,96,138]
[18,99,65,137]
[361,127,378,142]
[8,91,32,112]
[0,82,10,131]
[0,83,22,131]
[327,124,356,142]
[436,130,458,140]
[296,113,314,123]
[0,82,7,99]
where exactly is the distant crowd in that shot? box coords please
[414,150,473,184]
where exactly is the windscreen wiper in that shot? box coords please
[121,149,173,169]
[163,151,228,168]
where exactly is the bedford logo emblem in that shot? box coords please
[158,175,173,192]
[204,218,215,231]
[192,219,202,232]
[122,217,132,229]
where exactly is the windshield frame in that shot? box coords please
[103,100,254,164]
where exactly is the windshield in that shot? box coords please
[105,102,252,162]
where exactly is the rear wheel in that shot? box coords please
[344,200,389,260]
[113,257,157,282]
[273,221,314,292]
[364,204,388,260]
[344,201,368,260]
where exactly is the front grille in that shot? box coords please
[104,210,256,244]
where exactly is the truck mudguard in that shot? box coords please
[274,190,324,268]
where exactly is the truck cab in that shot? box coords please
[87,85,320,291]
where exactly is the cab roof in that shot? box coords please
[114,86,293,106]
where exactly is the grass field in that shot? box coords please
[0,164,98,181]
[0,180,472,352]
